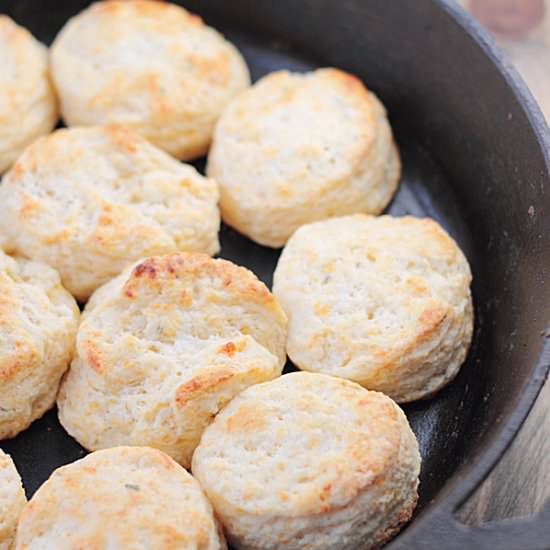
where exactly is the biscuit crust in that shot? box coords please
[0,125,220,301]
[0,16,57,173]
[207,68,400,247]
[50,0,250,160]
[57,253,287,467]
[0,450,26,550]
[0,251,79,440]
[15,446,226,550]
[273,214,474,402]
[192,372,420,550]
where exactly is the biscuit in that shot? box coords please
[15,446,226,550]
[192,372,420,550]
[0,450,26,550]
[0,125,220,301]
[0,16,57,174]
[0,251,79,440]
[50,0,250,160]
[207,68,400,247]
[57,253,288,467]
[273,215,474,402]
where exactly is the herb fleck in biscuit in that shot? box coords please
[0,251,79,440]
[15,446,226,550]
[273,214,474,402]
[58,253,287,467]
[0,16,57,173]
[50,0,250,160]
[0,125,220,301]
[192,372,420,550]
[0,450,26,550]
[207,68,400,247]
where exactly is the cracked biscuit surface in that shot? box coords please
[0,16,57,174]
[0,125,220,301]
[57,253,287,467]
[273,215,473,402]
[207,68,400,247]
[192,372,420,550]
[15,446,226,550]
[0,250,79,440]
[50,0,250,160]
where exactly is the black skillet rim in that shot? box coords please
[390,0,550,545]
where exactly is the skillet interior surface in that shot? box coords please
[1,0,549,544]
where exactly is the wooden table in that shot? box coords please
[455,0,550,524]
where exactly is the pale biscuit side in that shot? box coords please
[0,450,26,550]
[0,16,57,173]
[0,251,79,439]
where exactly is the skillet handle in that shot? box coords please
[391,500,550,550]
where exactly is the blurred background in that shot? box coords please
[459,0,549,119]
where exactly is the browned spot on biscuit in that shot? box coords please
[85,345,103,373]
[186,12,203,26]
[279,85,298,104]
[9,161,24,179]
[106,124,138,154]
[323,260,335,273]
[18,195,39,218]
[226,403,267,433]
[314,303,330,316]
[98,214,112,226]
[156,449,177,471]
[219,341,236,356]
[187,51,231,83]
[339,71,363,93]
[418,304,447,328]
[165,254,186,274]
[175,369,234,407]
[178,289,192,306]
[404,276,428,295]
[379,401,397,420]
[133,260,157,279]
[246,282,271,301]
[0,356,20,380]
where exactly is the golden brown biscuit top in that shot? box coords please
[15,446,225,550]
[211,68,377,197]
[0,251,79,382]
[193,372,412,516]
[0,125,220,300]
[120,253,275,307]
[273,215,472,381]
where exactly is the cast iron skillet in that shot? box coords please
[0,0,549,548]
